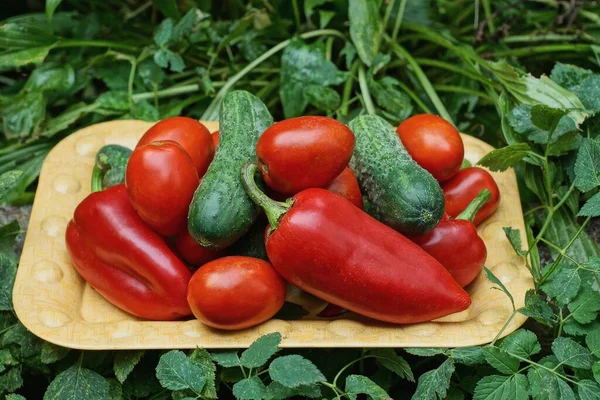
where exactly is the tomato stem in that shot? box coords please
[241,163,292,230]
[456,189,491,222]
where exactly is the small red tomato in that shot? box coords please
[187,256,287,330]
[396,114,464,182]
[442,167,500,225]
[126,141,199,236]
[256,116,355,194]
[175,230,222,266]
[137,117,214,177]
[325,167,363,209]
[211,131,219,148]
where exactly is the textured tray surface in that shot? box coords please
[13,120,533,349]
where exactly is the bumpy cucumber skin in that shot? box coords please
[188,90,274,249]
[349,115,444,236]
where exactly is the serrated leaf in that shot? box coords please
[578,379,600,400]
[131,100,159,121]
[541,263,581,305]
[303,85,341,111]
[1,91,46,138]
[473,374,528,400]
[346,375,389,400]
[240,333,281,369]
[586,331,600,357]
[190,348,217,399]
[568,289,600,324]
[368,76,413,121]
[269,355,325,388]
[172,8,200,41]
[211,351,240,367]
[340,41,357,69]
[552,337,595,369]
[405,348,447,357]
[114,351,144,384]
[6,394,26,400]
[155,350,206,393]
[500,329,541,359]
[266,381,321,400]
[483,347,519,375]
[3,323,44,359]
[153,48,185,72]
[575,138,600,192]
[0,255,16,311]
[233,377,267,400]
[528,360,575,400]
[483,266,515,310]
[0,172,23,201]
[550,62,593,90]
[43,364,110,400]
[573,75,600,113]
[411,358,455,400]
[593,361,600,384]
[508,104,577,145]
[503,227,526,256]
[368,348,414,381]
[0,365,23,394]
[578,192,600,217]
[107,378,123,400]
[450,347,486,366]
[476,143,531,172]
[564,319,600,337]
[348,0,380,67]
[0,45,55,72]
[40,342,70,364]
[530,104,568,132]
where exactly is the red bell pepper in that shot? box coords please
[242,163,471,324]
[411,189,489,287]
[65,184,192,320]
[442,167,500,225]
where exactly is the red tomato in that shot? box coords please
[256,116,355,194]
[442,167,500,225]
[174,230,222,266]
[211,131,219,148]
[325,167,363,209]
[187,256,287,330]
[126,141,199,236]
[396,114,464,182]
[137,117,214,177]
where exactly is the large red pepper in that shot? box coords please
[242,163,471,324]
[65,184,192,320]
[411,189,489,287]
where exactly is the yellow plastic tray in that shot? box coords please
[13,120,533,349]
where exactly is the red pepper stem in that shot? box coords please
[456,189,491,222]
[91,165,104,193]
[241,162,292,230]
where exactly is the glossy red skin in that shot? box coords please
[266,188,471,324]
[442,167,500,226]
[317,304,348,318]
[174,230,222,266]
[411,219,486,287]
[324,167,363,209]
[137,117,214,176]
[187,256,287,330]
[396,114,464,182]
[65,184,192,320]
[126,141,199,237]
[257,116,355,194]
[211,131,219,148]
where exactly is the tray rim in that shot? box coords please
[13,119,533,350]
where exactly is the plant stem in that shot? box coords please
[133,84,200,101]
[490,310,517,346]
[481,0,495,33]
[504,351,580,386]
[357,66,376,115]
[489,44,592,58]
[340,61,359,117]
[413,58,500,89]
[56,39,139,51]
[320,382,343,400]
[396,80,433,114]
[391,0,408,42]
[457,189,491,221]
[292,0,301,30]
[432,84,493,101]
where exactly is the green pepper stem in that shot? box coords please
[456,189,491,222]
[241,163,292,230]
[90,165,104,193]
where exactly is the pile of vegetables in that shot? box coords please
[2,0,600,399]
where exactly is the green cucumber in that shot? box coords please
[349,115,444,236]
[188,90,273,249]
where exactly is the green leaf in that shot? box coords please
[564,319,600,337]
[269,355,325,388]
[46,0,63,21]
[578,379,600,400]
[368,348,414,381]
[473,374,529,400]
[340,41,357,69]
[500,329,541,359]
[304,0,331,20]
[24,62,75,92]
[528,358,575,400]
[572,75,600,113]
[3,323,44,359]
[151,0,180,19]
[348,0,380,67]
[279,38,347,118]
[1,91,46,139]
[43,364,110,400]
[345,375,389,400]
[482,347,519,375]
[0,172,23,201]
[586,331,600,357]
[550,62,593,90]
[578,192,600,217]
[548,130,582,156]
[541,263,581,305]
[96,91,129,111]
[272,301,310,320]
[114,351,144,384]
[189,348,217,399]
[411,358,455,400]
[368,76,413,121]
[240,333,281,369]
[155,350,206,393]
[0,45,55,72]
[405,348,447,357]
[153,49,185,72]
[211,351,240,368]
[483,266,515,310]
[593,361,600,384]
[303,85,341,111]
[266,382,321,400]
[6,394,26,400]
[232,377,267,400]
[476,143,531,172]
[530,104,568,132]
[552,337,595,369]
[575,138,600,192]
[0,365,23,394]
[318,10,335,28]
[40,342,70,364]
[503,227,526,257]
[173,8,200,41]
[131,101,159,122]
[446,347,484,366]
[568,289,600,324]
